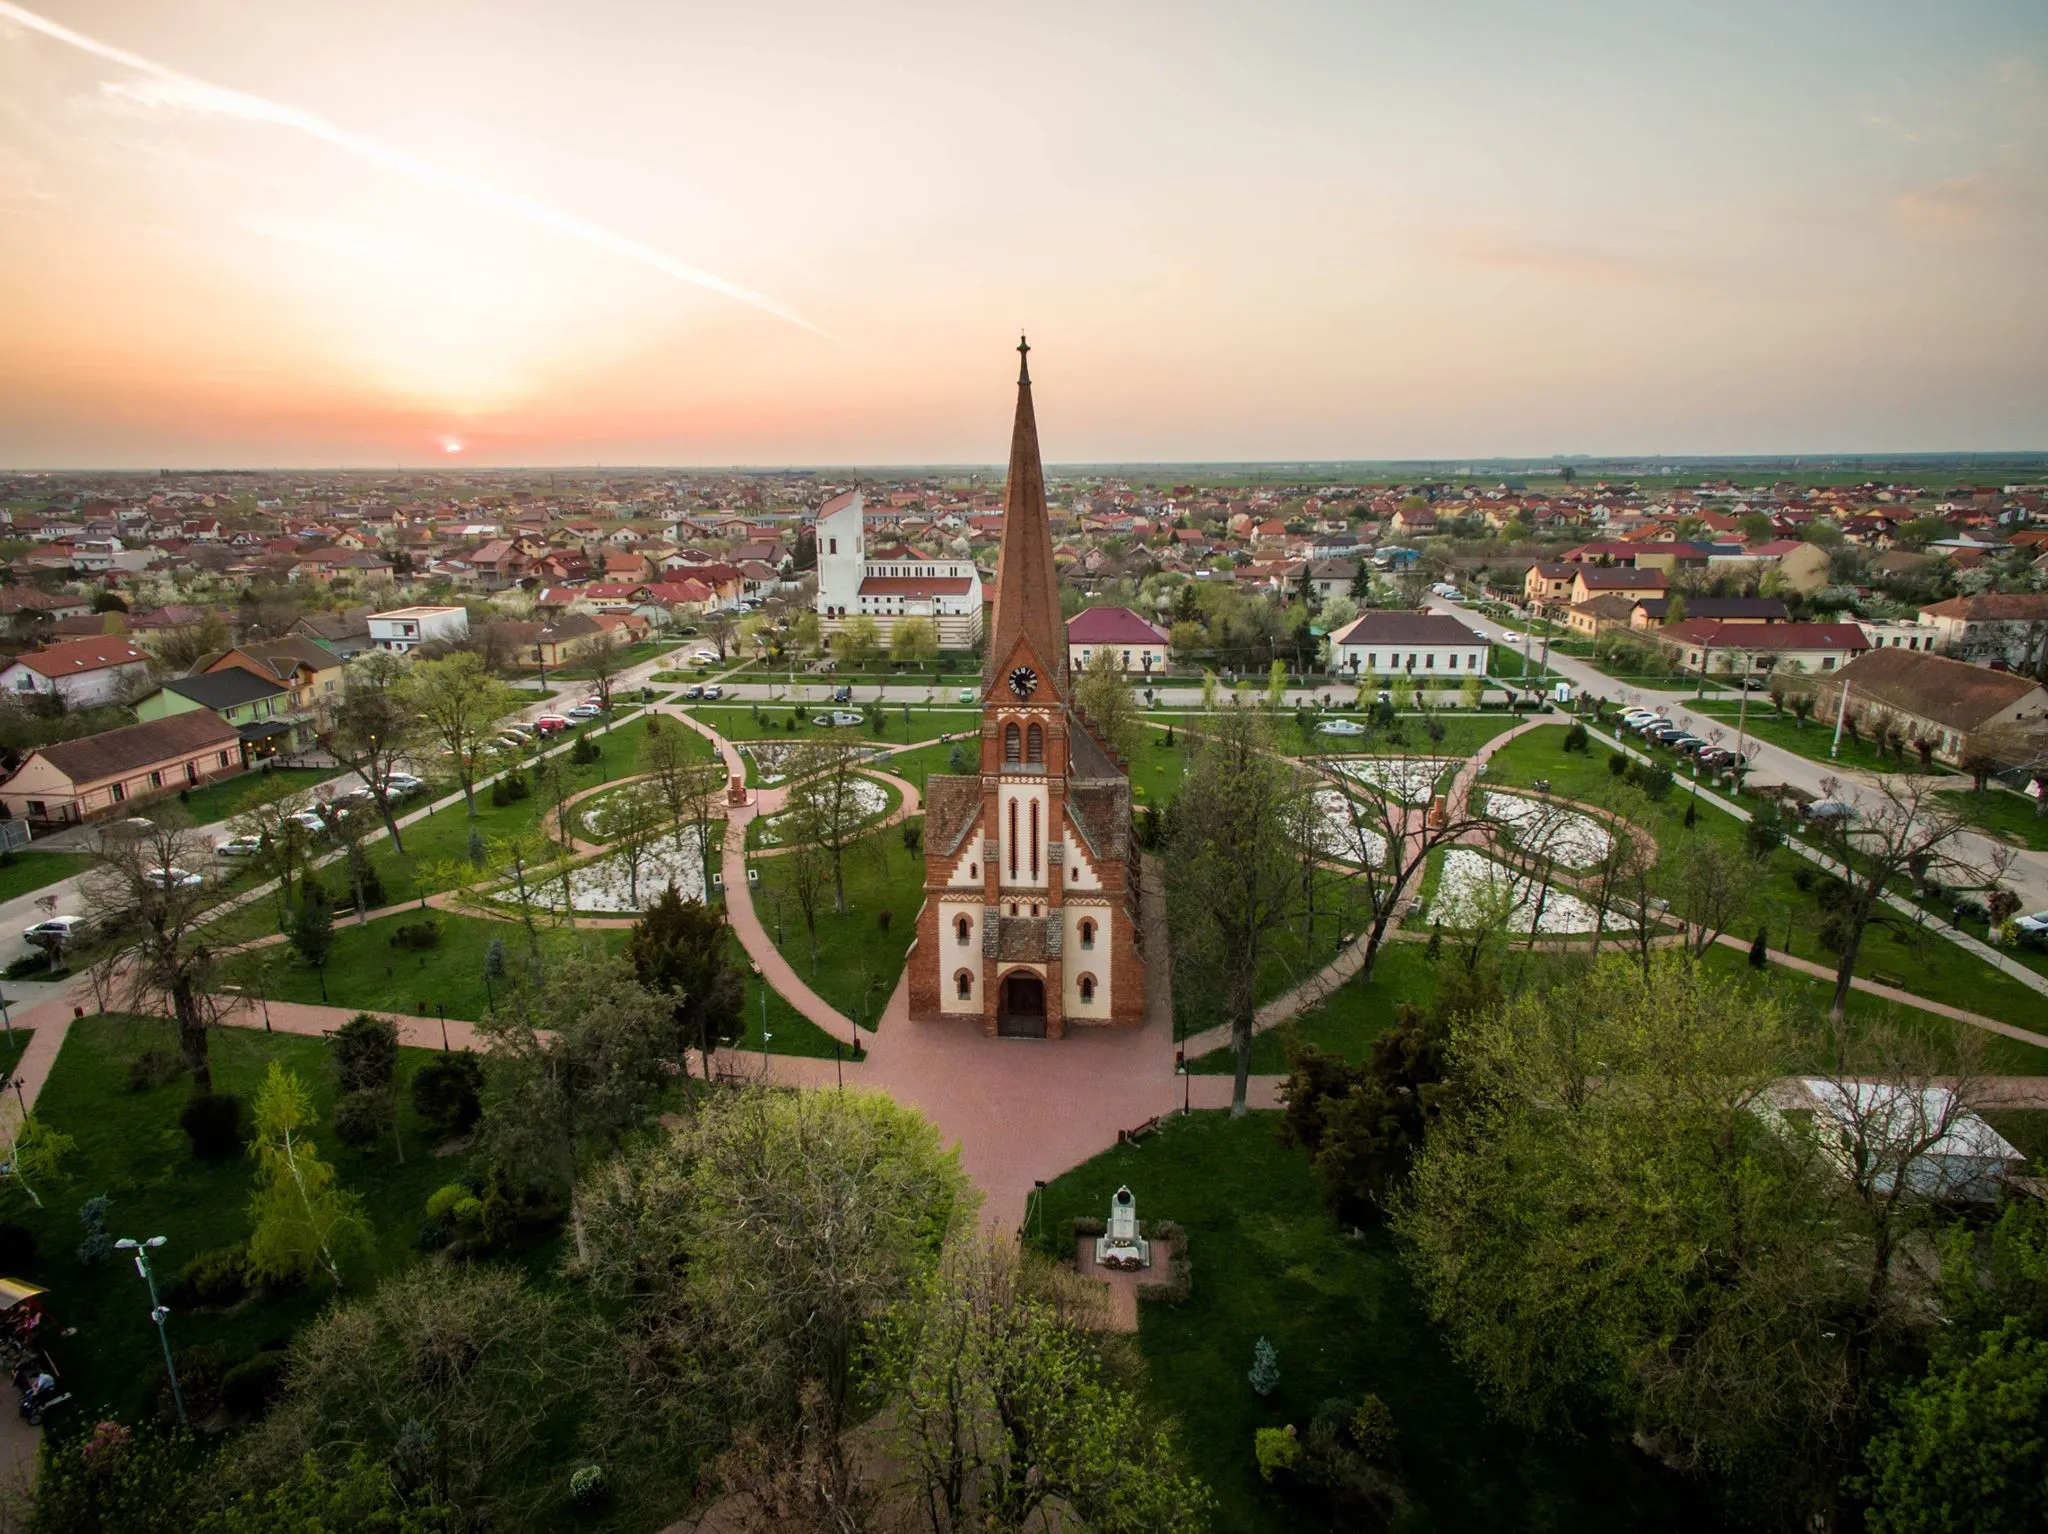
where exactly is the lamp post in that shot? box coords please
[113,1236,185,1427]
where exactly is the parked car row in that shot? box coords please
[681,684,723,701]
[1615,708,1747,774]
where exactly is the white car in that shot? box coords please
[691,649,720,664]
[565,704,604,720]
[215,835,265,859]
[281,810,328,835]
[1317,718,1367,736]
[1620,709,1660,726]
[2011,910,2048,936]
[22,915,86,945]
[144,867,204,891]
[380,773,425,795]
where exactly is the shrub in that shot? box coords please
[876,910,893,934]
[506,772,531,801]
[1248,1336,1280,1396]
[219,1350,288,1417]
[569,736,601,765]
[569,1464,608,1508]
[174,1245,250,1309]
[387,920,441,951]
[415,1221,453,1252]
[160,1343,229,1422]
[1562,722,1588,753]
[451,1195,485,1227]
[1625,761,1672,799]
[180,1092,244,1161]
[76,1195,112,1268]
[330,1090,390,1149]
[413,1053,484,1134]
[347,848,385,908]
[1255,1425,1301,1482]
[0,1222,37,1272]
[1607,751,1628,778]
[425,1183,468,1223]
[646,713,662,736]
[1135,1219,1193,1305]
[128,1048,184,1092]
[331,1013,399,1091]
[900,820,922,854]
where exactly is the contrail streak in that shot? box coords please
[0,1,827,336]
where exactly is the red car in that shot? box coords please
[534,715,570,735]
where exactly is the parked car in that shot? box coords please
[1697,748,1739,770]
[215,835,265,859]
[831,686,853,703]
[691,649,720,664]
[701,685,723,701]
[1802,800,1856,825]
[2013,909,2048,936]
[1737,677,1769,691]
[818,711,864,727]
[1620,710,1660,727]
[565,704,604,720]
[330,784,376,807]
[1667,736,1708,755]
[504,722,537,740]
[281,810,327,835]
[143,867,204,891]
[380,773,425,797]
[1317,718,1367,736]
[683,684,704,700]
[22,915,87,947]
[535,716,571,735]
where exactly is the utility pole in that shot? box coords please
[1830,680,1851,760]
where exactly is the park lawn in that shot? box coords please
[1688,699,1953,778]
[1130,724,1190,810]
[172,766,333,827]
[1032,1114,1717,1534]
[685,704,980,747]
[749,825,926,1031]
[1484,726,2048,1038]
[11,1013,502,1426]
[220,909,629,1020]
[1938,785,2048,852]
[0,851,91,904]
[1190,943,1439,1074]
[731,932,846,1061]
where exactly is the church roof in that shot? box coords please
[981,337,1067,700]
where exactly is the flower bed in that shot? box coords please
[755,777,891,846]
[1482,792,1614,871]
[1331,757,1453,805]
[492,838,708,914]
[1426,849,1608,934]
[1313,788,1387,866]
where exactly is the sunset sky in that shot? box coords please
[2,1,2044,468]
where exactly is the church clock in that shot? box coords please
[1008,665,1038,699]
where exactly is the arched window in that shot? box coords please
[1078,973,1097,1004]
[1003,724,1021,763]
[1079,918,1097,950]
[955,970,974,1001]
[1026,724,1044,764]
[954,914,973,944]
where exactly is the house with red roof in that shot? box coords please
[0,635,153,707]
[1065,607,1170,675]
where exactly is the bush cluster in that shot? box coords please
[180,1092,245,1161]
[388,920,441,951]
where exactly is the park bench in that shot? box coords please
[1118,1116,1160,1146]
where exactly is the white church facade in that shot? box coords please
[812,490,984,647]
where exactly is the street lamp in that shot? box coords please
[113,1236,185,1427]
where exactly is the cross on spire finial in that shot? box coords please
[1017,332,1030,384]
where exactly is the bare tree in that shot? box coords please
[1806,776,1973,1020]
[226,787,319,923]
[79,821,228,1091]
[602,782,663,909]
[1672,837,1743,958]
[782,739,873,916]
[646,723,724,876]
[573,628,622,715]
[320,651,418,854]
[1322,756,1486,982]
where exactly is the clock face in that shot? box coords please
[1008,666,1038,699]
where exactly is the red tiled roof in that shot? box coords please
[1662,620,1868,652]
[8,636,149,676]
[1066,606,1169,644]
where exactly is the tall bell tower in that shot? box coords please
[909,339,1147,1037]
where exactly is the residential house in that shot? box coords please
[1524,562,1576,610]
[1066,607,1171,676]
[1330,612,1490,678]
[1565,593,1642,639]
[290,606,374,658]
[369,606,470,654]
[1856,619,1938,653]
[1810,650,2048,765]
[200,638,347,747]
[1628,596,1788,630]
[0,710,244,827]
[134,669,300,761]
[1307,559,1360,603]
[1652,620,1870,678]
[1916,593,2048,669]
[0,636,152,707]
[1570,566,1667,606]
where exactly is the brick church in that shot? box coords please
[909,340,1148,1037]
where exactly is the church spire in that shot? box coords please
[983,334,1066,699]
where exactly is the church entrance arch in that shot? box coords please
[997,969,1047,1038]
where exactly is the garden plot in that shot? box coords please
[1426,848,1609,934]
[1312,788,1387,866]
[1483,792,1614,871]
[755,776,891,846]
[1331,757,1453,804]
[744,741,802,785]
[493,836,708,914]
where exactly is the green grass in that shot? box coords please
[684,704,979,746]
[1032,1114,1716,1533]
[749,826,926,1029]
[167,767,334,827]
[221,910,629,1020]
[1191,944,1439,1073]
[0,851,91,903]
[1687,700,1952,778]
[1486,726,2048,1043]
[1939,786,2048,852]
[11,1013,506,1425]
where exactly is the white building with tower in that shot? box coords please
[813,490,983,648]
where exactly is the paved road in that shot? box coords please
[1420,597,2048,914]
